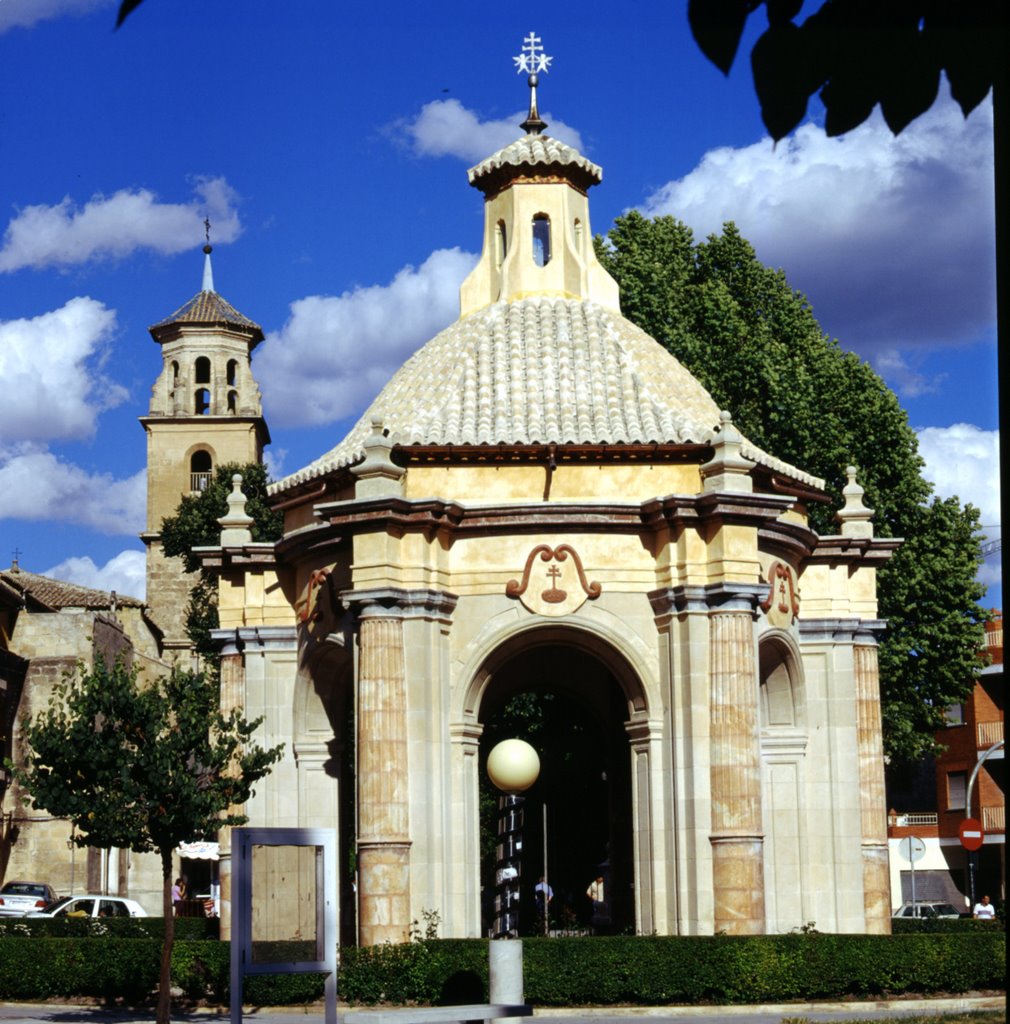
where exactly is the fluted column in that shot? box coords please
[855,641,890,933]
[217,650,244,941]
[709,610,765,934]
[356,603,411,945]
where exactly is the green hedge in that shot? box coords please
[0,932,1003,1008]
[0,916,216,940]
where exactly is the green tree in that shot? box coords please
[160,462,283,665]
[687,1,999,140]
[10,660,283,1024]
[597,212,988,762]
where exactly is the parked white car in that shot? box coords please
[0,880,57,917]
[892,901,964,919]
[27,895,147,918]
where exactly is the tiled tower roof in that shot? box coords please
[468,134,602,194]
[149,290,263,339]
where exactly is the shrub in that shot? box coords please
[0,931,1002,1007]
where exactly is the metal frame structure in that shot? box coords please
[230,827,337,1024]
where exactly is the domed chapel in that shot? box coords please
[199,40,899,943]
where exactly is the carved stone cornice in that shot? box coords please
[210,625,298,656]
[340,587,458,624]
[194,541,278,573]
[797,618,887,645]
[806,535,902,567]
[649,581,769,619]
[641,491,795,532]
[757,517,819,562]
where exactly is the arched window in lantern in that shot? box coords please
[532,214,551,267]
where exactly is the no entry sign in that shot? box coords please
[959,818,984,851]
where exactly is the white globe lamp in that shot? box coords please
[486,738,540,793]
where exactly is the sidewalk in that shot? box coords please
[0,996,1003,1024]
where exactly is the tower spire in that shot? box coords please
[514,31,551,135]
[202,217,215,293]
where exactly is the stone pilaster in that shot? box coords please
[709,609,765,934]
[216,649,245,942]
[356,602,411,945]
[855,640,890,933]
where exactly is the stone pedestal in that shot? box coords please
[855,642,890,933]
[356,604,412,945]
[709,610,765,934]
[489,939,524,1004]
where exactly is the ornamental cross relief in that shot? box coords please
[506,544,601,616]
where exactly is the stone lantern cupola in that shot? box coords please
[459,60,619,315]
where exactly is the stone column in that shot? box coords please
[356,602,411,945]
[709,609,765,934]
[855,640,890,933]
[217,648,245,942]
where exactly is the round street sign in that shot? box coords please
[959,818,984,851]
[898,835,926,863]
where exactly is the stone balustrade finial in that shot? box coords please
[701,411,755,494]
[836,465,875,538]
[351,418,406,498]
[219,473,254,545]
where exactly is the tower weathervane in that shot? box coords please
[514,31,551,135]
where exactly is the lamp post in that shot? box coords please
[486,739,539,1005]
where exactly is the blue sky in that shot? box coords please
[0,1,1000,609]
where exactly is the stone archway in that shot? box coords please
[469,625,650,936]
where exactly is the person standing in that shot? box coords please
[172,877,187,916]
[586,874,608,933]
[973,894,996,920]
[534,875,553,931]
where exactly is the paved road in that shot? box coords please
[0,999,1002,1024]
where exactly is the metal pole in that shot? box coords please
[542,802,548,936]
[964,740,1003,908]
[910,853,917,916]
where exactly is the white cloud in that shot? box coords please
[916,423,1001,529]
[0,297,125,443]
[256,247,477,428]
[44,550,147,602]
[0,177,241,272]
[395,98,585,162]
[640,99,995,354]
[0,0,110,33]
[872,349,946,401]
[0,448,145,534]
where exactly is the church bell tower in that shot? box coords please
[140,243,270,659]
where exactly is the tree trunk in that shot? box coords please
[158,847,175,1024]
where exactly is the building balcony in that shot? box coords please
[982,804,1004,833]
[887,811,939,838]
[976,720,1003,748]
[190,472,212,492]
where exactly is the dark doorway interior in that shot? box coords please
[478,642,633,935]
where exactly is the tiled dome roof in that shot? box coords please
[271,297,823,493]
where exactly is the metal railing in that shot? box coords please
[982,805,1004,832]
[888,812,938,827]
[190,472,212,492]
[977,720,1004,747]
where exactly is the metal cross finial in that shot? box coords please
[514,31,551,135]
[11,547,21,570]
[513,32,552,76]
[204,217,211,244]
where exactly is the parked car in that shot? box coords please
[892,901,964,919]
[0,880,57,917]
[27,895,147,918]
